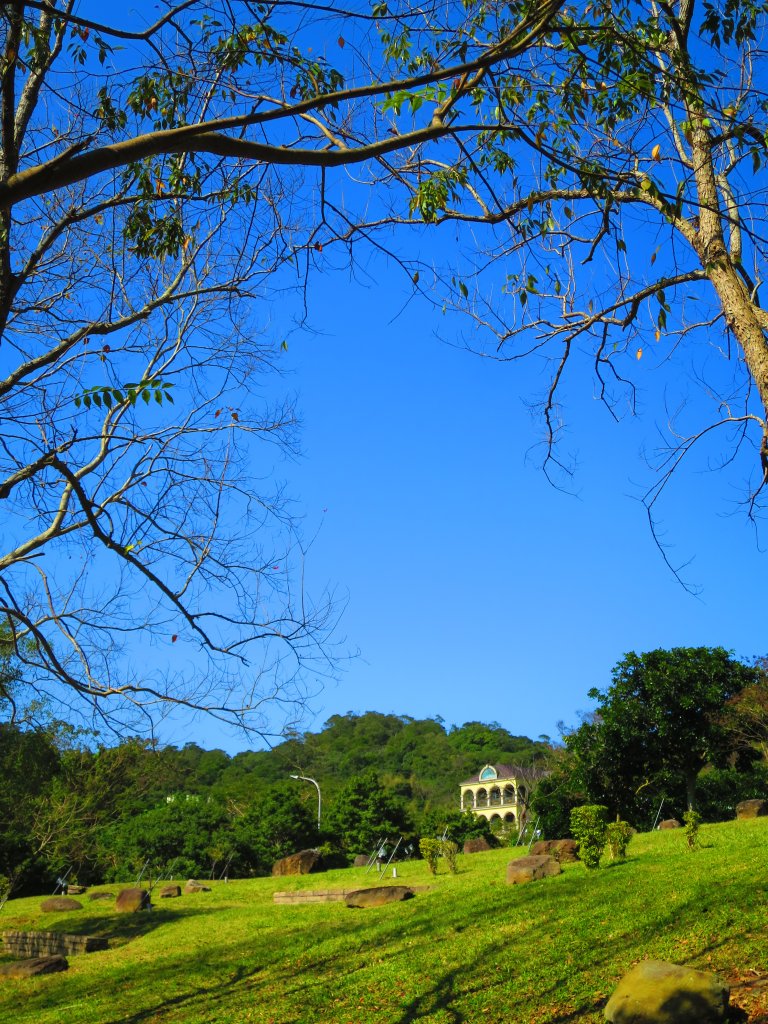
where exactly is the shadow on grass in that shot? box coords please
[100,963,264,1024]
[24,906,221,945]
[8,846,764,1024]
[395,964,470,1024]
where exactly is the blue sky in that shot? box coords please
[17,1,761,756]
[185,241,765,755]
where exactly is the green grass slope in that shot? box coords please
[1,819,767,1023]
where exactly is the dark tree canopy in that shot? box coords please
[567,646,757,819]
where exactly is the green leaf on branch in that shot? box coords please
[74,379,174,411]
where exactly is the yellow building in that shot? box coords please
[459,763,543,826]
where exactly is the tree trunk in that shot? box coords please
[685,770,697,811]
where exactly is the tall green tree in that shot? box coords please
[324,769,413,859]
[568,647,756,820]
[232,785,319,874]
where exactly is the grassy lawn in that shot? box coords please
[1,819,767,1023]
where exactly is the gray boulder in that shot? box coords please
[736,798,768,819]
[40,897,82,913]
[0,956,68,978]
[353,855,369,867]
[158,884,182,898]
[604,960,729,1023]
[345,886,415,908]
[506,855,561,884]
[115,887,150,912]
[658,819,681,829]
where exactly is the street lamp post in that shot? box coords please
[289,774,322,829]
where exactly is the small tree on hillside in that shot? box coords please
[570,805,609,870]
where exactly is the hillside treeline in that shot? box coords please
[0,712,549,895]
[5,648,768,897]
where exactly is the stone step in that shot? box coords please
[2,930,108,957]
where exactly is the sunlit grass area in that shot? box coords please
[2,819,767,1023]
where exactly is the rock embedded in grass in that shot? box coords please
[115,888,151,912]
[0,956,68,979]
[658,819,681,829]
[159,884,182,898]
[604,959,729,1023]
[39,897,82,913]
[505,855,561,885]
[344,886,415,908]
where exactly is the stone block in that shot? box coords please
[115,887,150,912]
[40,897,82,913]
[272,850,322,876]
[2,930,107,957]
[530,839,579,862]
[505,854,561,885]
[345,886,415,908]
[735,799,768,819]
[463,837,491,854]
[183,880,211,894]
[0,956,68,978]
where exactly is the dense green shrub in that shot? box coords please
[419,838,442,875]
[417,808,492,846]
[605,818,634,860]
[529,767,586,839]
[570,805,609,869]
[441,840,458,874]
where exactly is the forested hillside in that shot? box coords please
[5,647,767,899]
[0,711,551,896]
